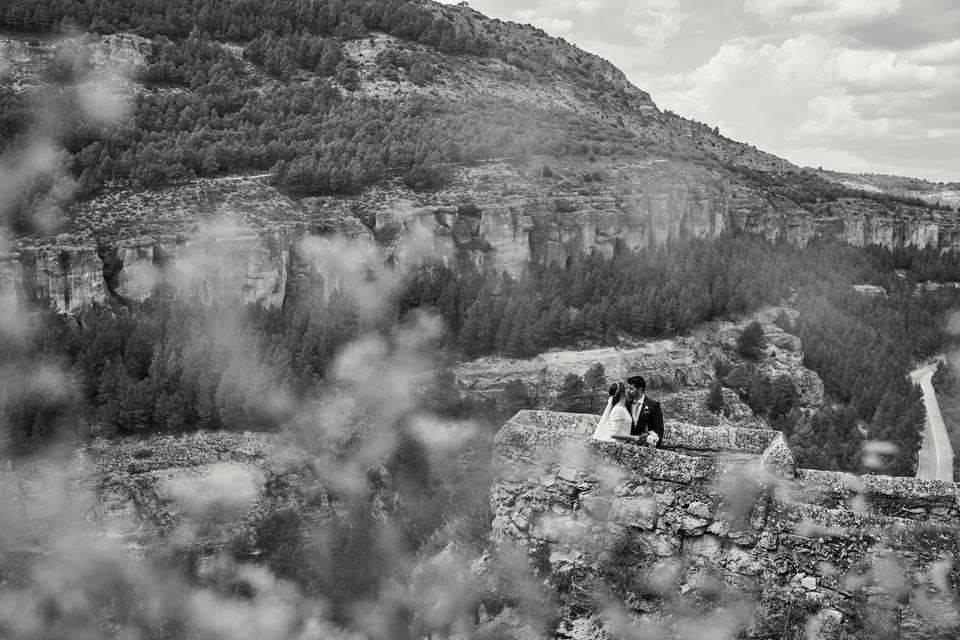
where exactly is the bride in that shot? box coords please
[591,381,633,441]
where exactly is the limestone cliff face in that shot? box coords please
[16,244,107,312]
[812,199,960,249]
[490,411,960,639]
[3,220,374,313]
[7,158,960,314]
[369,160,760,274]
[367,159,960,279]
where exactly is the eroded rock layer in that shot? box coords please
[6,158,960,314]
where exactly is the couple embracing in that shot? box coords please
[592,374,664,448]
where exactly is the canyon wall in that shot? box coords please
[3,220,372,314]
[7,160,960,314]
[490,411,960,639]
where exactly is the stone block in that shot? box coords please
[530,515,590,543]
[725,547,760,576]
[581,496,613,521]
[681,515,710,534]
[683,533,724,561]
[656,490,676,507]
[611,496,658,529]
[707,518,731,536]
[759,433,796,479]
[758,532,779,550]
[638,531,679,557]
[661,423,733,450]
[556,466,579,483]
[687,501,711,519]
[733,428,780,454]
[511,511,530,532]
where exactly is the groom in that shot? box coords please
[627,374,664,448]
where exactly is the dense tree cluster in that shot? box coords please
[245,33,346,80]
[730,165,956,212]
[402,236,796,358]
[3,293,362,451]
[375,47,439,85]
[864,244,960,283]
[0,0,488,53]
[932,363,960,479]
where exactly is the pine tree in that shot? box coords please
[556,373,591,413]
[501,378,533,417]
[583,362,607,412]
[706,379,724,413]
[737,321,765,358]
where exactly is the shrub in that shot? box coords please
[706,379,724,413]
[555,373,591,413]
[737,320,765,358]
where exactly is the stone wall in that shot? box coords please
[490,411,960,639]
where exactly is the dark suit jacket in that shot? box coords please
[628,396,664,448]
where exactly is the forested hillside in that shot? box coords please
[0,0,650,232]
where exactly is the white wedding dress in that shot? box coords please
[592,398,632,441]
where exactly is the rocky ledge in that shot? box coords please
[490,411,960,639]
[0,430,319,582]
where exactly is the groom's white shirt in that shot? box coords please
[632,395,646,423]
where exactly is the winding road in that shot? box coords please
[912,359,954,482]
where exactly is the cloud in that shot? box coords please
[517,13,573,33]
[645,29,960,180]
[912,39,960,66]
[447,0,690,73]
[744,0,902,30]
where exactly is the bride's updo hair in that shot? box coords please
[608,381,624,404]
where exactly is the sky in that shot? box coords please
[440,0,960,183]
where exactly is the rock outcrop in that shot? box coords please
[490,410,960,638]
[451,308,823,415]
[0,430,317,580]
[4,219,374,314]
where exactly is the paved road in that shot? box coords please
[912,360,954,481]
[202,173,274,182]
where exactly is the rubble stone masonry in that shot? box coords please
[491,411,960,638]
